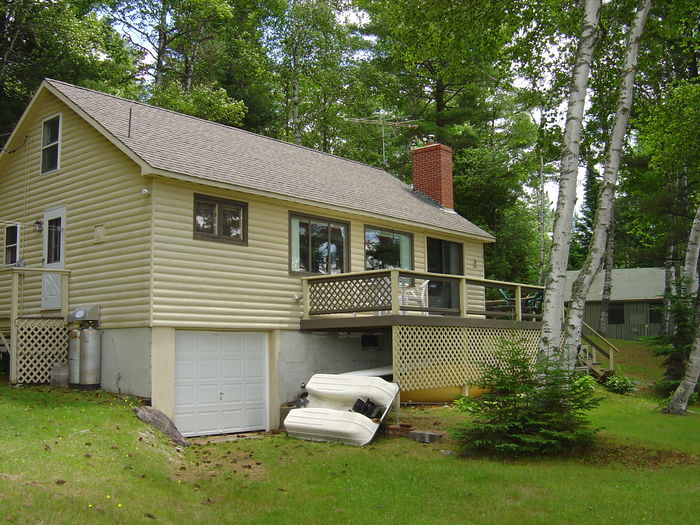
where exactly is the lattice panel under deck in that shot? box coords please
[16,318,68,384]
[309,275,392,313]
[393,325,540,392]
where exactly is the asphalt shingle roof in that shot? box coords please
[564,268,665,301]
[46,79,494,240]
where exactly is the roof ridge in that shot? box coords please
[44,78,391,176]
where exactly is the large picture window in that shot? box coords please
[4,224,19,266]
[364,227,412,270]
[193,194,247,244]
[41,115,61,174]
[290,215,347,274]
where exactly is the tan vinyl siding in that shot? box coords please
[0,91,151,327]
[151,179,487,329]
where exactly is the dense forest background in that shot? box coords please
[1,0,698,285]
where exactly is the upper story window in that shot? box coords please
[41,115,61,174]
[4,224,19,266]
[193,194,247,244]
[427,237,463,275]
[290,215,348,274]
[364,226,412,270]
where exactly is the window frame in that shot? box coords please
[192,193,248,245]
[364,225,414,271]
[289,213,350,275]
[41,113,61,174]
[4,223,20,266]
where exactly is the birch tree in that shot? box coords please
[665,204,700,414]
[539,0,601,359]
[597,212,614,336]
[561,0,652,367]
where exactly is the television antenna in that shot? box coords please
[345,115,418,166]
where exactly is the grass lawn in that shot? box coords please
[1,380,699,525]
[609,338,667,393]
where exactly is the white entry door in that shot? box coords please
[41,206,65,310]
[174,331,268,437]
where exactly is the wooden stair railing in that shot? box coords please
[579,321,621,380]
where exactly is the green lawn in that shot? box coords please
[1,383,699,525]
[610,338,667,393]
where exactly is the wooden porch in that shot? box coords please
[0,267,70,383]
[300,269,544,331]
[299,270,618,392]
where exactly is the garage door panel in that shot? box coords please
[245,382,265,402]
[244,408,265,428]
[197,359,220,379]
[175,413,196,435]
[222,359,243,379]
[195,384,221,404]
[196,410,221,433]
[244,358,265,378]
[221,383,243,402]
[175,384,196,405]
[175,331,268,437]
[220,408,243,428]
[175,359,196,381]
[242,334,267,355]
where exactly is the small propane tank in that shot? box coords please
[79,325,101,389]
[68,329,81,387]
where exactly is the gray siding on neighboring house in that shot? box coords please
[583,300,663,340]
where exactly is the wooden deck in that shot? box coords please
[300,269,543,330]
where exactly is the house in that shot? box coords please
[0,79,542,437]
[564,268,665,340]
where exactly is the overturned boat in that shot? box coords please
[284,373,400,446]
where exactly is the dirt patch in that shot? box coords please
[173,443,267,483]
[576,439,699,470]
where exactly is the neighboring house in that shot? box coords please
[0,79,541,437]
[564,268,665,340]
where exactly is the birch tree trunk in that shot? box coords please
[665,203,700,414]
[560,0,651,368]
[598,209,615,336]
[538,151,547,286]
[539,0,602,359]
[682,204,700,297]
[662,241,677,336]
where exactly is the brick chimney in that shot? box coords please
[411,142,453,209]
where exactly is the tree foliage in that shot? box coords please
[450,337,600,456]
[0,0,141,145]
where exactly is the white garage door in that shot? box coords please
[174,331,268,437]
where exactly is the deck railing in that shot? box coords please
[301,269,543,322]
[1,267,71,383]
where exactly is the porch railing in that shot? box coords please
[301,269,543,322]
[1,267,71,383]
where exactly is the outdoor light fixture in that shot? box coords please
[33,219,43,232]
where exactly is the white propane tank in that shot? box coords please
[68,329,81,387]
[79,326,101,389]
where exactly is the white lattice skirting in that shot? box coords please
[393,325,540,392]
[15,318,68,384]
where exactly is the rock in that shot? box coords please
[408,430,443,443]
[133,406,188,447]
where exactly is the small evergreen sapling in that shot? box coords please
[450,337,600,456]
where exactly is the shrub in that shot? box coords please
[602,374,636,395]
[449,337,601,456]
